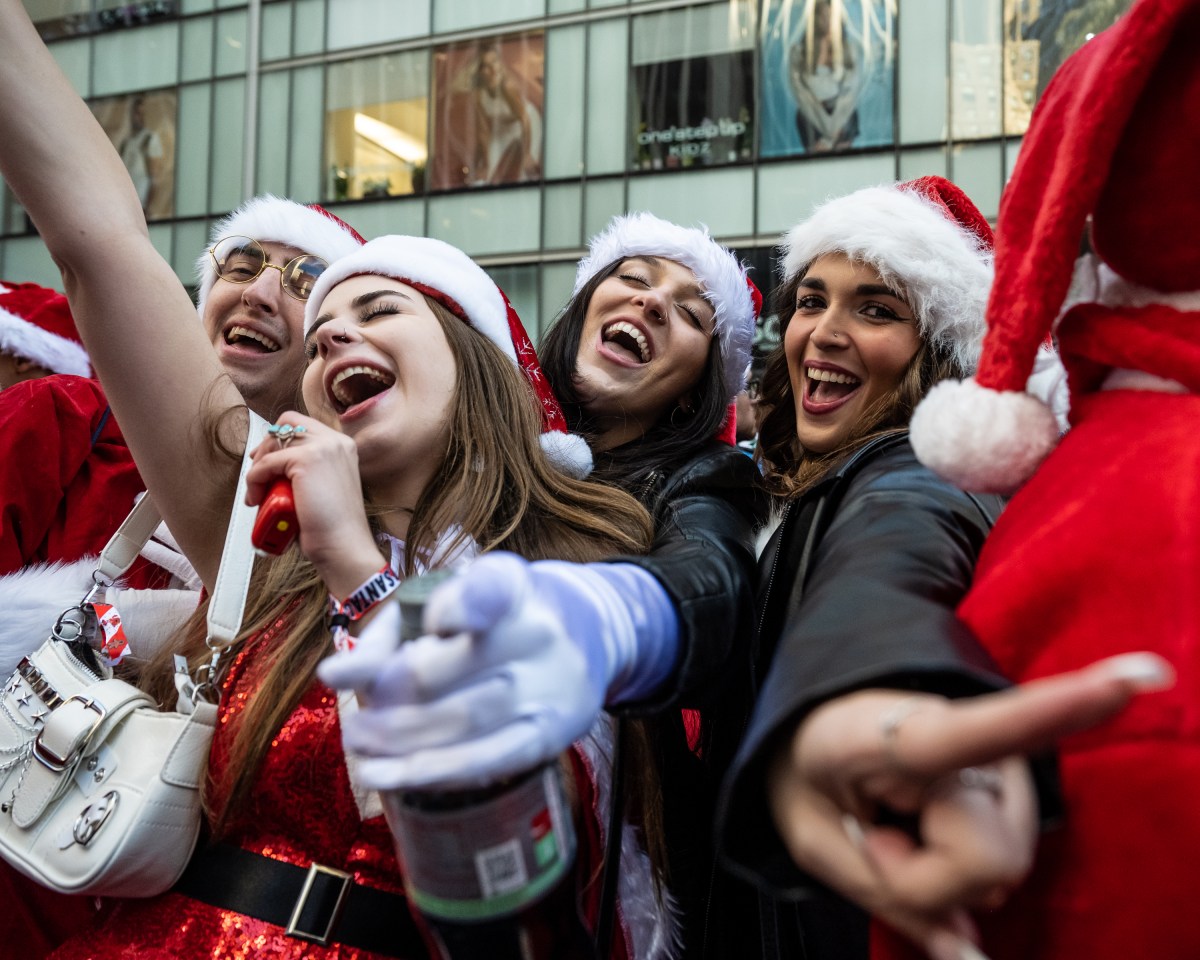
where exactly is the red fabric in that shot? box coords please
[973,0,1195,396]
[898,389,1200,960]
[0,375,152,579]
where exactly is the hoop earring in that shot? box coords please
[669,404,692,429]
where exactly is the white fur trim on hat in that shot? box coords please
[304,236,512,358]
[0,307,90,377]
[539,430,593,480]
[910,378,1060,494]
[574,212,755,400]
[781,184,992,374]
[195,195,365,318]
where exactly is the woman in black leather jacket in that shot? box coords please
[711,177,1019,960]
[537,212,769,954]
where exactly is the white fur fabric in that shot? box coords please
[194,195,366,318]
[0,306,90,377]
[574,212,755,401]
[303,236,511,362]
[0,558,97,678]
[910,378,1060,494]
[575,714,679,960]
[780,184,992,375]
[540,430,594,479]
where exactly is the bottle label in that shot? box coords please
[385,763,576,923]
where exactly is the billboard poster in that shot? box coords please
[89,89,176,221]
[760,0,896,158]
[430,32,545,191]
[630,51,754,171]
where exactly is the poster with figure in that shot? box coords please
[89,89,176,221]
[430,32,545,192]
[760,0,896,158]
[630,51,754,171]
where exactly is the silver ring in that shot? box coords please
[878,696,924,771]
[957,766,1004,799]
[268,423,306,448]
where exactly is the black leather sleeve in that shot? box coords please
[612,444,769,714]
[718,446,1018,895]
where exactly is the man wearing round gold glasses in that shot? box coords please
[0,194,364,955]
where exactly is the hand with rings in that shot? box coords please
[765,652,1173,960]
[247,412,381,598]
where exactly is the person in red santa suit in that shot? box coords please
[0,279,90,388]
[0,197,366,958]
[905,0,1200,957]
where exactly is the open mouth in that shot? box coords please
[601,321,651,364]
[224,325,280,353]
[329,364,396,413]
[805,366,861,405]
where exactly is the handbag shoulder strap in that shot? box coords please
[91,411,268,649]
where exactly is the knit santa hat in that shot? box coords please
[0,280,90,377]
[910,0,1200,494]
[305,235,593,478]
[195,195,366,317]
[573,212,759,401]
[779,175,994,376]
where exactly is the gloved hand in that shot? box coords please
[317,551,679,791]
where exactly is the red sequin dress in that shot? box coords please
[47,614,413,960]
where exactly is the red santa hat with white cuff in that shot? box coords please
[573,212,758,402]
[0,280,90,377]
[194,194,366,318]
[780,175,995,377]
[910,0,1200,494]
[304,235,593,478]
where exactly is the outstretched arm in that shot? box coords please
[0,0,242,588]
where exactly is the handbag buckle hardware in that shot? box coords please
[32,696,108,772]
[285,862,353,946]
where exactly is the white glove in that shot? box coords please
[318,551,679,791]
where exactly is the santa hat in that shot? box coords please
[910,0,1200,494]
[0,280,90,377]
[573,212,758,401]
[779,175,994,376]
[305,235,593,478]
[195,195,366,317]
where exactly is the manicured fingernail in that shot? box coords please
[1102,652,1174,690]
[841,813,866,850]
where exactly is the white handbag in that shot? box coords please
[0,415,265,897]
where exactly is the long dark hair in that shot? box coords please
[756,265,968,498]
[539,260,728,501]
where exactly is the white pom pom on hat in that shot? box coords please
[573,212,759,400]
[305,235,593,479]
[911,0,1200,494]
[194,195,366,318]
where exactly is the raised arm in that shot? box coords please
[0,0,243,588]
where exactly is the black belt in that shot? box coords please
[173,842,426,957]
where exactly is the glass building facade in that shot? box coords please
[1,0,1129,348]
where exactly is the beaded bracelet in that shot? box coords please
[329,564,402,653]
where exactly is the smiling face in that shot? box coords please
[784,252,921,455]
[202,240,311,420]
[302,274,457,500]
[574,256,715,450]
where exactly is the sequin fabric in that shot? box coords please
[46,613,414,960]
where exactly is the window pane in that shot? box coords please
[434,0,540,34]
[899,145,946,182]
[951,0,1001,140]
[756,152,894,234]
[176,83,212,216]
[583,178,625,240]
[544,26,585,180]
[630,1,755,172]
[261,3,293,62]
[540,262,576,342]
[899,0,946,143]
[289,65,324,201]
[627,167,753,236]
[181,17,215,82]
[210,77,246,212]
[586,18,627,175]
[428,187,541,257]
[294,0,326,57]
[761,0,896,160]
[487,264,540,339]
[950,140,1001,220]
[328,0,429,51]
[92,22,180,96]
[215,10,248,77]
[429,32,543,191]
[326,52,429,201]
[89,89,178,221]
[173,219,210,284]
[543,182,582,250]
[257,71,292,198]
[327,198,424,240]
[47,37,91,96]
[2,236,60,287]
